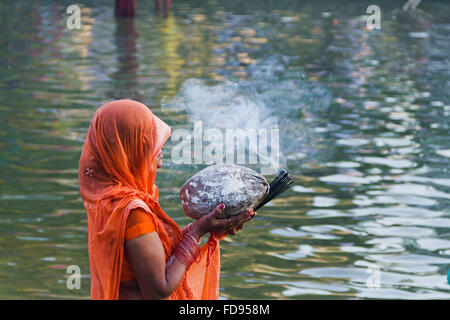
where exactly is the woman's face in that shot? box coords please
[156,149,163,169]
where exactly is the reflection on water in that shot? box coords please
[0,0,449,299]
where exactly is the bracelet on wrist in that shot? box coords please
[171,232,201,270]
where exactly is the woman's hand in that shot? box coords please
[188,204,256,241]
[220,209,256,236]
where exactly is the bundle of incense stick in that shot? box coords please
[254,169,294,211]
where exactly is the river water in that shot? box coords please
[0,0,449,299]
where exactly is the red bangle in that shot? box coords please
[184,233,201,246]
[173,246,195,268]
[171,233,200,270]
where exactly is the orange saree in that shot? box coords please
[78,99,222,300]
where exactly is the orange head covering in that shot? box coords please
[79,100,221,300]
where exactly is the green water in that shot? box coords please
[0,0,449,299]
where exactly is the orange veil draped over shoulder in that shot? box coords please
[78,100,221,300]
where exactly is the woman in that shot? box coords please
[78,100,255,300]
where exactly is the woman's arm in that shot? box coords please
[126,204,255,300]
[125,231,185,299]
